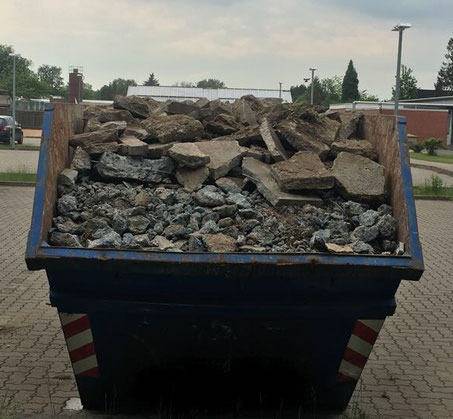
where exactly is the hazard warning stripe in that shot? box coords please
[337,319,384,382]
[59,313,99,378]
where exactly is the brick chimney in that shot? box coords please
[68,68,83,104]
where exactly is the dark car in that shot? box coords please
[0,116,23,144]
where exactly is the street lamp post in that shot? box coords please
[392,23,412,115]
[279,82,282,99]
[309,67,317,105]
[9,53,16,148]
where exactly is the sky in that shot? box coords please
[2,0,453,100]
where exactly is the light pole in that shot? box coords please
[9,53,17,148]
[279,82,282,99]
[392,23,412,115]
[309,67,317,105]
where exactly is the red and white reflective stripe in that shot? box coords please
[59,313,99,378]
[337,319,384,382]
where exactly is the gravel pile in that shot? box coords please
[49,95,401,254]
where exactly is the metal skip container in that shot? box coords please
[26,103,424,412]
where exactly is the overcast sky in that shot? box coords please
[3,0,453,99]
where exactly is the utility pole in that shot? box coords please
[9,53,16,148]
[279,82,282,99]
[309,67,317,105]
[392,23,412,115]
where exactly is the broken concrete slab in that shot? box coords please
[330,139,378,161]
[168,143,210,168]
[232,98,257,126]
[148,143,173,159]
[206,113,239,135]
[96,152,175,183]
[58,169,78,193]
[164,101,200,116]
[175,166,210,191]
[71,147,91,172]
[142,114,205,143]
[242,157,323,207]
[336,113,363,140]
[332,152,385,204]
[124,126,150,141]
[195,140,245,180]
[98,109,135,124]
[212,125,262,146]
[325,243,353,253]
[277,120,331,160]
[101,120,128,132]
[259,118,288,162]
[69,129,119,148]
[83,142,120,157]
[271,151,334,191]
[201,233,237,252]
[119,136,149,156]
[242,145,273,163]
[114,95,150,119]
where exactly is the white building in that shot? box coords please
[127,85,292,103]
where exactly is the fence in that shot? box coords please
[0,108,44,130]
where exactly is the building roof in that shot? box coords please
[416,89,452,99]
[127,85,292,103]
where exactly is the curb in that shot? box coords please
[410,162,453,178]
[414,195,453,201]
[0,181,36,187]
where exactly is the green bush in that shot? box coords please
[422,138,444,156]
[411,143,424,153]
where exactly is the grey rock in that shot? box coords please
[240,245,267,252]
[188,235,205,251]
[57,195,78,215]
[148,143,173,159]
[199,220,220,234]
[248,226,274,245]
[213,204,237,218]
[237,234,246,245]
[98,109,135,124]
[128,215,150,234]
[164,224,188,239]
[206,113,239,135]
[351,225,379,243]
[124,126,150,141]
[232,98,257,126]
[332,152,385,204]
[69,129,119,148]
[382,240,397,252]
[80,218,109,238]
[222,225,239,239]
[359,210,379,227]
[226,193,251,209]
[49,232,82,247]
[342,201,365,216]
[122,233,140,249]
[377,204,392,216]
[164,101,200,116]
[53,216,81,234]
[168,143,210,168]
[153,222,164,235]
[336,113,363,140]
[58,169,78,193]
[310,229,331,251]
[193,187,226,207]
[112,214,127,234]
[259,118,288,162]
[212,125,262,146]
[101,120,128,132]
[376,214,397,239]
[134,190,152,207]
[271,151,334,191]
[215,177,242,194]
[71,147,91,172]
[218,217,234,228]
[202,212,220,224]
[82,142,120,157]
[352,240,374,254]
[87,230,122,248]
[243,219,260,233]
[242,157,322,207]
[114,95,150,119]
[96,152,175,183]
[151,235,174,251]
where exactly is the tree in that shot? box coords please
[392,65,418,100]
[297,77,324,105]
[290,84,307,102]
[435,37,453,92]
[360,90,379,102]
[37,65,64,94]
[196,79,226,89]
[82,83,98,100]
[320,76,342,105]
[341,60,360,102]
[143,73,160,86]
[98,78,137,100]
[172,81,195,87]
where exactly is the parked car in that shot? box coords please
[0,115,23,144]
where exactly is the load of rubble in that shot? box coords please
[50,95,401,254]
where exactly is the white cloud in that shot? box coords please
[1,0,449,98]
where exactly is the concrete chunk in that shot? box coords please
[71,147,91,171]
[148,143,173,159]
[201,233,237,252]
[119,136,149,156]
[195,140,245,180]
[114,95,150,119]
[271,151,334,191]
[82,142,119,157]
[168,143,210,168]
[332,152,385,204]
[69,129,118,148]
[330,139,377,161]
[242,157,322,207]
[175,166,210,191]
[259,118,288,162]
[142,114,205,143]
[336,113,363,140]
[232,98,257,126]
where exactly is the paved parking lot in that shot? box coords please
[0,186,452,418]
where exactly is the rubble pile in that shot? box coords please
[49,95,401,254]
